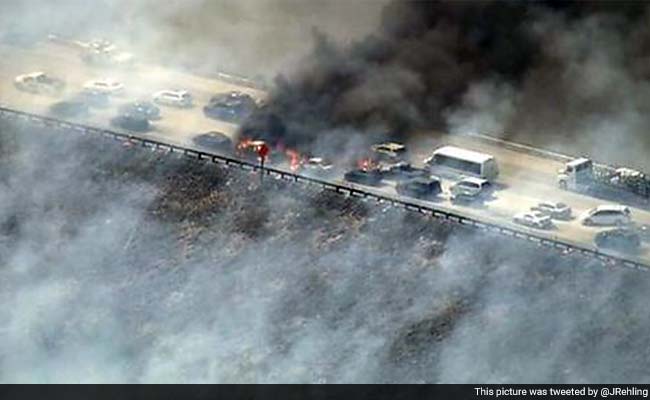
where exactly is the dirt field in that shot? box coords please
[1,119,650,383]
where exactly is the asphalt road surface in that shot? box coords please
[1,39,649,266]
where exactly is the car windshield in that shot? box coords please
[458,182,477,188]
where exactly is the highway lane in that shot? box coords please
[0,41,265,141]
[1,41,649,266]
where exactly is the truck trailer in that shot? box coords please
[557,158,650,201]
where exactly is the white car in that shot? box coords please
[301,157,334,174]
[513,211,553,229]
[82,49,135,67]
[582,205,632,226]
[152,90,192,107]
[14,72,65,94]
[304,157,333,169]
[530,201,572,219]
[450,177,491,198]
[83,79,124,95]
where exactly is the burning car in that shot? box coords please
[236,139,278,163]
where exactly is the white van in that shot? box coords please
[582,205,631,226]
[424,146,499,181]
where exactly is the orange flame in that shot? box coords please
[236,138,254,152]
[357,158,376,171]
[236,138,268,159]
[285,149,302,172]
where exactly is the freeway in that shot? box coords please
[1,39,650,267]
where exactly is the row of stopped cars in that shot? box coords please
[514,200,648,253]
[344,143,496,202]
[342,141,648,254]
[15,68,259,133]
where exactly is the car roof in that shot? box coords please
[593,204,630,212]
[92,79,120,85]
[539,201,564,207]
[411,177,440,184]
[159,89,188,95]
[199,131,228,137]
[459,177,488,185]
[308,157,331,164]
[517,211,547,218]
[433,146,494,164]
[373,142,405,150]
[566,157,591,168]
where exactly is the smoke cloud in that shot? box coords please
[243,1,650,169]
[3,0,650,384]
[2,120,650,383]
[1,0,387,79]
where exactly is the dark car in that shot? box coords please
[344,169,383,186]
[639,224,650,241]
[75,91,111,108]
[110,114,150,132]
[203,91,257,122]
[119,101,160,119]
[594,228,641,252]
[192,131,233,153]
[379,161,428,181]
[396,177,442,199]
[48,101,89,118]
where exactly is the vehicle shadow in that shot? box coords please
[450,196,491,210]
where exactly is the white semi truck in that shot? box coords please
[557,158,650,201]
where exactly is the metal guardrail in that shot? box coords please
[463,132,573,163]
[0,105,648,272]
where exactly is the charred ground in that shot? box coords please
[2,121,650,382]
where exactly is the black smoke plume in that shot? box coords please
[242,1,650,159]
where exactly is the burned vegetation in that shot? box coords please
[2,121,650,383]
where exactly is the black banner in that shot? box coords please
[2,385,650,400]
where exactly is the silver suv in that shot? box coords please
[450,177,491,199]
[582,205,631,226]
